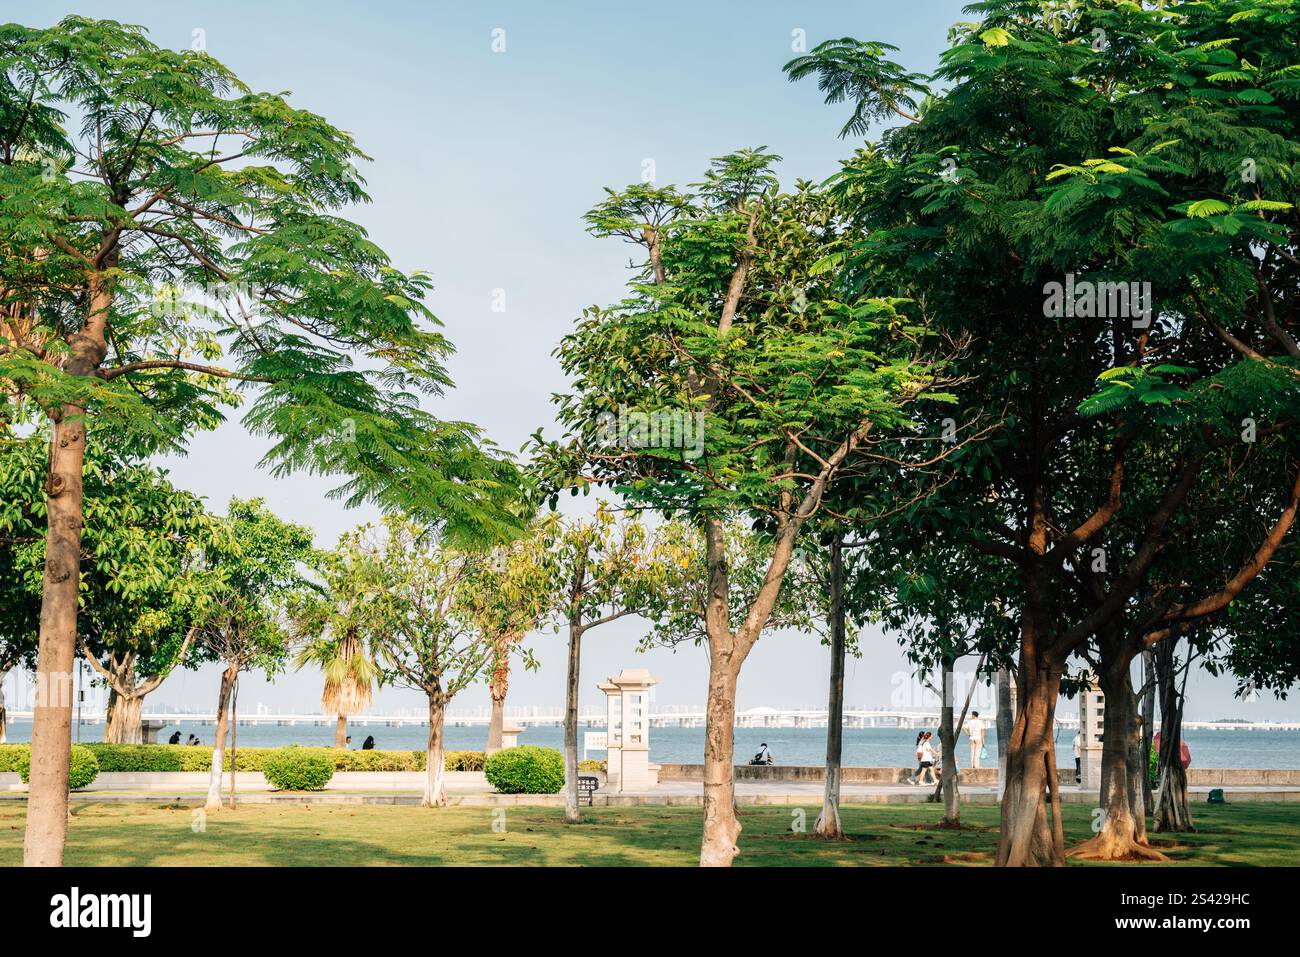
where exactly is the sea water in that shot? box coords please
[11,720,1300,769]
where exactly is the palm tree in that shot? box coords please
[295,629,376,748]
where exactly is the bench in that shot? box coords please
[577,775,599,806]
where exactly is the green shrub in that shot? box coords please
[445,750,486,772]
[5,742,480,774]
[0,744,28,773]
[15,744,100,790]
[261,747,334,791]
[1148,744,1159,789]
[484,745,565,794]
[577,759,607,773]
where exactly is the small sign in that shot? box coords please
[584,732,607,759]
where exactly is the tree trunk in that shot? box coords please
[487,645,509,754]
[105,691,144,744]
[996,649,1062,867]
[937,660,960,825]
[102,659,144,745]
[815,534,846,839]
[563,618,583,824]
[1070,661,1164,861]
[1140,650,1155,816]
[995,667,1012,801]
[334,715,347,749]
[23,412,92,867]
[1153,639,1193,832]
[24,272,112,867]
[204,667,236,812]
[701,651,742,867]
[0,666,7,744]
[422,694,447,807]
[228,677,239,809]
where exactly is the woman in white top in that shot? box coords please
[915,732,939,785]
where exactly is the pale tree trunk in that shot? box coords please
[228,677,240,809]
[204,667,236,812]
[334,715,347,749]
[934,652,984,822]
[101,656,144,745]
[699,517,746,868]
[105,691,143,744]
[563,618,584,824]
[815,535,845,839]
[996,645,1063,867]
[24,413,91,867]
[1071,661,1163,861]
[701,651,741,866]
[1153,639,1193,832]
[696,513,799,865]
[422,693,447,808]
[937,660,960,826]
[0,667,7,743]
[487,642,510,754]
[24,270,112,867]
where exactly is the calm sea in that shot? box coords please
[9,720,1300,769]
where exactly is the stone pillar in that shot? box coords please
[598,678,622,790]
[500,723,524,750]
[598,669,658,793]
[1079,676,1105,790]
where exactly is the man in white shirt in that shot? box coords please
[963,712,986,769]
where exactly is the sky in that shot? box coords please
[8,0,1298,722]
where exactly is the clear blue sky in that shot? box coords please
[12,0,1297,721]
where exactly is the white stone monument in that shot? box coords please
[500,722,524,750]
[598,668,659,792]
[1078,675,1105,790]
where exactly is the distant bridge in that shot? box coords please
[12,708,1297,732]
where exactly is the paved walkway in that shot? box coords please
[5,776,1297,806]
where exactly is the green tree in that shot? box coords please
[0,431,221,743]
[0,16,518,865]
[74,472,218,745]
[540,151,960,865]
[787,0,1300,864]
[321,515,498,807]
[532,507,677,823]
[196,498,313,811]
[453,518,552,754]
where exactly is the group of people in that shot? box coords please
[161,733,377,748]
[909,712,989,785]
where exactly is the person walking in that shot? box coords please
[914,731,938,786]
[963,711,986,769]
[909,731,926,784]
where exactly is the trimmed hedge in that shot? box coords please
[577,759,607,773]
[0,743,485,774]
[262,747,334,791]
[484,745,565,794]
[9,744,100,790]
[0,745,27,773]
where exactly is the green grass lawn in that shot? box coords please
[1,800,1296,866]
